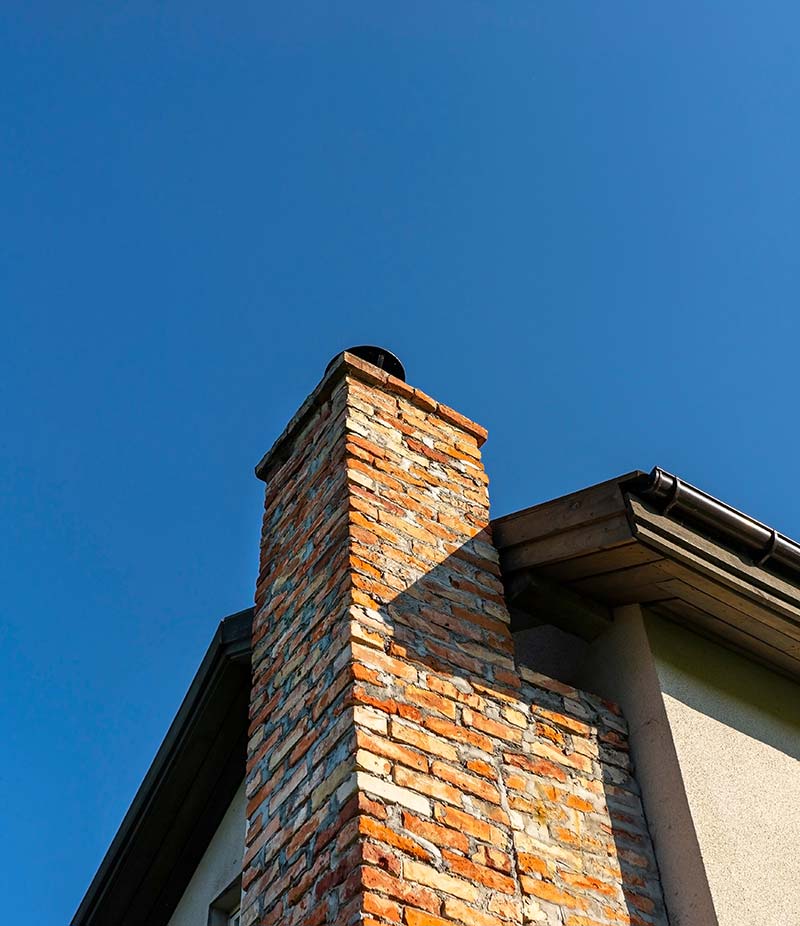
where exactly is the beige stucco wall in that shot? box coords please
[167,781,245,926]
[646,614,800,926]
[584,605,718,926]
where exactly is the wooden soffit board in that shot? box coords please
[493,476,800,680]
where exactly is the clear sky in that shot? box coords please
[2,2,799,922]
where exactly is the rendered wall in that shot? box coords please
[243,353,669,926]
[167,782,246,926]
[584,606,717,926]
[647,614,800,926]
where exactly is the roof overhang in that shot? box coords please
[74,468,800,924]
[72,609,253,926]
[493,469,800,681]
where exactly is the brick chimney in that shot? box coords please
[242,351,667,926]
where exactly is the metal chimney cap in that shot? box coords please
[327,345,406,382]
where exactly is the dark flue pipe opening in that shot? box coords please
[327,345,406,382]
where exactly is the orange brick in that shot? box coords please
[465,758,495,779]
[350,524,381,547]
[402,812,470,853]
[403,859,480,902]
[397,702,425,724]
[356,729,429,772]
[470,845,512,873]
[351,587,383,611]
[361,866,440,914]
[566,794,596,814]
[390,719,459,761]
[518,853,549,876]
[554,826,582,848]
[351,570,398,602]
[353,663,383,686]
[535,707,591,737]
[353,685,400,715]
[535,721,566,745]
[503,771,528,792]
[487,896,522,920]
[426,675,459,700]
[503,752,568,783]
[422,715,494,753]
[441,849,516,894]
[404,908,451,926]
[521,877,587,910]
[348,553,384,580]
[430,761,501,804]
[508,793,544,817]
[462,708,522,744]
[352,642,418,683]
[433,805,507,848]
[561,870,618,898]
[359,815,432,861]
[394,765,463,805]
[363,840,401,876]
[404,685,457,719]
[358,792,389,820]
[442,897,506,926]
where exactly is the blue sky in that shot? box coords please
[2,2,799,921]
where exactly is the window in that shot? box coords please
[208,876,242,926]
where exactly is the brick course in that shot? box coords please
[244,353,668,926]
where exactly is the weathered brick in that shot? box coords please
[404,685,458,719]
[363,891,403,923]
[433,805,508,848]
[356,772,432,816]
[470,845,512,873]
[521,878,587,910]
[443,897,507,926]
[462,708,523,744]
[430,760,501,804]
[441,849,516,893]
[503,752,568,783]
[404,908,451,926]
[422,715,494,753]
[243,355,668,926]
[402,812,471,853]
[403,860,480,902]
[356,748,391,777]
[393,765,463,805]
[390,718,459,761]
[361,866,441,913]
[359,815,432,861]
[356,729,429,773]
[353,705,390,736]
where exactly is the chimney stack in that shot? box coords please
[242,350,667,926]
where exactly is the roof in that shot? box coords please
[494,467,800,680]
[73,466,800,923]
[72,609,253,926]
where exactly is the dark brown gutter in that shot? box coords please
[625,468,800,580]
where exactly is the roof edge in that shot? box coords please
[72,607,253,926]
[625,468,800,581]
